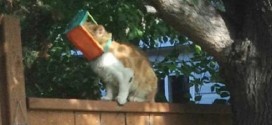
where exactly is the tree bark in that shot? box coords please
[148,0,233,60]
[222,0,272,124]
[148,0,272,124]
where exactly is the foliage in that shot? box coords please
[152,38,228,103]
[0,0,228,102]
[0,0,176,99]
[25,43,102,99]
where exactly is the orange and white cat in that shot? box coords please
[85,23,158,104]
[89,52,134,105]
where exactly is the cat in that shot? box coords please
[89,52,134,105]
[84,23,158,103]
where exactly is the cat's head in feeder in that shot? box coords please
[83,22,112,47]
[65,10,114,60]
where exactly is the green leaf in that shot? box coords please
[218,86,228,91]
[135,28,144,37]
[194,45,202,54]
[211,84,221,92]
[195,95,202,101]
[211,85,215,92]
[220,92,230,98]
[213,99,228,104]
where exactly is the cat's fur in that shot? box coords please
[84,23,158,103]
[89,52,134,104]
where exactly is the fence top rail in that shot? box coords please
[27,97,231,114]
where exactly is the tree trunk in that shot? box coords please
[148,0,272,124]
[222,51,272,125]
[221,0,272,124]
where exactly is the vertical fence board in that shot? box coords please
[101,113,125,125]
[0,16,28,125]
[126,113,150,125]
[28,110,74,125]
[0,17,5,125]
[0,12,2,124]
[0,101,1,125]
[75,112,100,125]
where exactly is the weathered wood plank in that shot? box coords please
[28,110,74,125]
[28,97,231,114]
[100,113,125,125]
[126,113,150,125]
[0,16,28,125]
[75,112,100,125]
[150,113,232,125]
[150,114,184,125]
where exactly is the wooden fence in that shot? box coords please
[27,98,232,125]
[0,15,232,125]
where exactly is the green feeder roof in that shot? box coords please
[65,10,97,33]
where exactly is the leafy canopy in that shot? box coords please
[0,0,226,102]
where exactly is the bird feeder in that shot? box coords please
[65,10,103,60]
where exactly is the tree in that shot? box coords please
[147,0,272,124]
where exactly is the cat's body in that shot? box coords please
[85,23,158,103]
[89,52,134,104]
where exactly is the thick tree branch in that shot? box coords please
[148,0,233,61]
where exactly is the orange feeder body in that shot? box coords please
[66,26,103,60]
[65,10,103,61]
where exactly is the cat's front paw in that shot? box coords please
[115,96,127,105]
[101,96,113,101]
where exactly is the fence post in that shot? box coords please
[0,15,28,125]
[0,14,2,125]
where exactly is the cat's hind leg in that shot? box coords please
[128,88,156,103]
[128,90,147,102]
[146,89,157,103]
